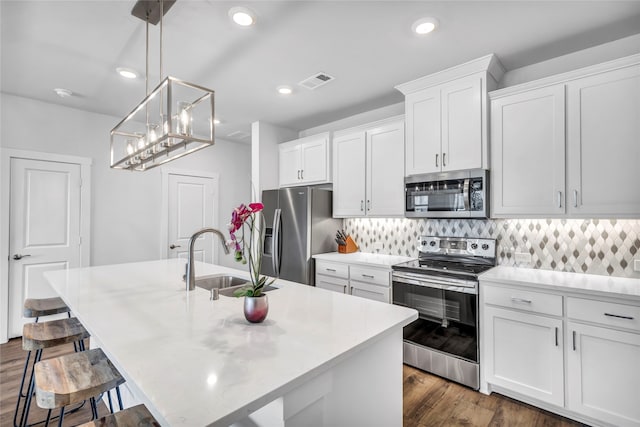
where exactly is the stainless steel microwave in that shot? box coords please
[405,169,489,218]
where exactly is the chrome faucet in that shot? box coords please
[185,227,230,291]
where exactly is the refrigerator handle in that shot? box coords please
[272,208,282,277]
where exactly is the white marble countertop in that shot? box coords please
[45,259,417,426]
[480,266,640,302]
[313,252,413,268]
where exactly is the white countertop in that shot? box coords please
[480,266,640,302]
[45,259,417,426]
[313,252,413,268]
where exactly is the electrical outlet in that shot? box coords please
[634,259,640,272]
[373,242,383,251]
[515,252,532,264]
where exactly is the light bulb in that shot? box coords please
[177,102,192,136]
[126,141,134,155]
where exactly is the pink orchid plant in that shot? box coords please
[227,202,274,297]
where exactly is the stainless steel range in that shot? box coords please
[392,236,496,390]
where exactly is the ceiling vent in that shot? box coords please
[227,130,251,140]
[298,72,335,90]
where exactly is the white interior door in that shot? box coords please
[166,173,218,264]
[8,158,82,337]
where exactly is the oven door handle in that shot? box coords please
[392,272,477,294]
[463,178,470,211]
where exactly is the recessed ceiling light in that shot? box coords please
[53,88,73,98]
[277,85,293,95]
[229,7,256,27]
[116,67,138,79]
[412,17,439,35]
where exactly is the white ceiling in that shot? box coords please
[2,0,640,142]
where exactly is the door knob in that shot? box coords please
[13,254,31,260]
[169,244,181,250]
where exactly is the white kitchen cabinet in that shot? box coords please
[314,259,392,304]
[279,133,330,187]
[483,284,564,407]
[332,118,404,217]
[491,85,566,216]
[566,297,640,427]
[397,54,503,176]
[566,64,640,216]
[490,54,640,218]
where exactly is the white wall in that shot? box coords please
[0,94,250,269]
[251,121,298,197]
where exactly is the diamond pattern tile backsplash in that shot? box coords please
[344,218,640,278]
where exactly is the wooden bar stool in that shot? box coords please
[34,348,126,427]
[15,317,90,427]
[23,297,70,320]
[75,404,159,427]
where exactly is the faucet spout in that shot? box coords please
[185,227,230,291]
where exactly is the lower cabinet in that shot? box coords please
[484,306,564,406]
[481,281,640,427]
[315,260,391,303]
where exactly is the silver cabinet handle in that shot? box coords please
[326,268,336,272]
[301,169,304,180]
[555,327,558,347]
[169,244,181,249]
[367,200,371,211]
[435,153,439,167]
[511,297,532,304]
[343,285,347,294]
[13,254,31,260]
[297,170,301,180]
[573,190,578,208]
[572,330,577,351]
[557,191,562,208]
[362,274,374,279]
[604,313,634,320]
[360,200,364,211]
[442,152,446,167]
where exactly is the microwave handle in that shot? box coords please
[463,179,470,211]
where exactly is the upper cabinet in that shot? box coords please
[279,132,331,187]
[491,54,640,218]
[396,54,504,176]
[333,117,405,217]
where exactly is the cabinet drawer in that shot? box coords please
[316,276,349,294]
[567,297,640,332]
[483,284,563,317]
[315,260,349,279]
[350,281,390,303]
[349,265,390,287]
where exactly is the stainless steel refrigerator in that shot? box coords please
[260,187,341,285]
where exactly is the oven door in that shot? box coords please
[392,272,478,363]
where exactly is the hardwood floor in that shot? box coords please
[1,337,584,426]
[403,365,586,427]
[0,338,109,427]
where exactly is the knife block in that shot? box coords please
[338,236,358,254]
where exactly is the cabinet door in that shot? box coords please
[405,88,441,175]
[567,65,640,216]
[349,280,390,303]
[366,121,405,216]
[300,137,329,184]
[567,322,640,426]
[441,75,482,172]
[279,143,301,187]
[491,85,566,216]
[316,275,348,294]
[484,306,564,406]
[333,131,366,217]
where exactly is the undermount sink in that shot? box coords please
[195,274,277,298]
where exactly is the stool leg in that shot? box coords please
[19,349,42,427]
[43,410,51,427]
[56,407,64,427]
[116,386,124,411]
[107,390,114,413]
[12,350,32,427]
[90,397,98,420]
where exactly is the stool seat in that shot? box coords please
[23,297,69,318]
[22,317,90,351]
[76,404,159,427]
[34,348,125,410]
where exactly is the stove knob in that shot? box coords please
[470,243,478,250]
[481,243,489,250]
[429,241,436,247]
[421,240,427,246]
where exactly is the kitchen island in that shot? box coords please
[45,259,417,426]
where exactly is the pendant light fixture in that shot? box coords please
[110,0,215,171]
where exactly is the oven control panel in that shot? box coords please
[418,236,496,258]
